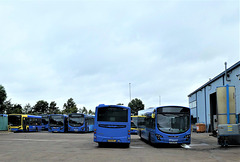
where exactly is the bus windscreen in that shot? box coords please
[8,115,21,126]
[157,107,190,134]
[97,107,128,122]
[49,116,64,127]
[69,114,84,127]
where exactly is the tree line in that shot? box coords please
[0,85,144,115]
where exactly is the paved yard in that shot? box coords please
[0,131,239,162]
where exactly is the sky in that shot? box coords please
[0,0,239,112]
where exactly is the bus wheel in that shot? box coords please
[36,128,38,132]
[148,133,152,144]
[125,143,130,148]
[139,130,143,139]
[98,143,104,147]
[27,128,29,132]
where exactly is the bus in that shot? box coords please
[0,114,8,131]
[68,113,94,132]
[131,116,138,134]
[131,115,146,134]
[40,114,49,130]
[48,114,68,133]
[8,114,42,132]
[138,106,191,145]
[94,104,131,147]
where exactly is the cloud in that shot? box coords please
[0,0,239,111]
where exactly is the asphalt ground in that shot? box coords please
[0,131,239,162]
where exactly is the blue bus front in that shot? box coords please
[151,106,191,144]
[94,105,131,145]
[68,113,85,132]
[48,114,67,133]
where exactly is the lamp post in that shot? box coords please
[159,95,161,106]
[129,83,131,102]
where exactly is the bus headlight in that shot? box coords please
[184,134,191,140]
[155,134,163,140]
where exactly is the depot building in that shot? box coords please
[188,61,240,132]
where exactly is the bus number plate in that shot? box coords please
[169,139,178,144]
[108,140,116,142]
[74,129,78,132]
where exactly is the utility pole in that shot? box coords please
[159,95,161,106]
[129,83,131,102]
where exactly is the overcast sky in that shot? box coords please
[0,0,239,111]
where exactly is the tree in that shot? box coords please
[128,98,144,115]
[117,103,124,105]
[4,100,13,114]
[0,85,7,113]
[49,101,60,114]
[4,100,23,114]
[88,109,95,115]
[81,106,88,114]
[33,100,49,114]
[11,104,23,114]
[62,98,78,114]
[23,103,32,114]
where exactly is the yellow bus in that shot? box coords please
[8,114,42,132]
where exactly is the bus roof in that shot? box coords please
[138,106,190,116]
[96,104,130,110]
[49,114,68,117]
[8,114,42,118]
[68,113,94,118]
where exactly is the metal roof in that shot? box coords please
[188,61,240,97]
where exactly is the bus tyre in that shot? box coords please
[98,143,104,147]
[36,128,38,132]
[139,130,142,139]
[148,133,152,144]
[125,143,130,148]
[27,128,29,132]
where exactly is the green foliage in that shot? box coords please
[23,103,32,114]
[62,98,78,114]
[0,85,7,113]
[33,100,49,114]
[81,106,88,114]
[49,101,60,114]
[4,100,23,114]
[117,103,124,105]
[88,109,94,115]
[128,98,144,115]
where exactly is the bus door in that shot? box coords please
[85,118,88,132]
[23,118,27,131]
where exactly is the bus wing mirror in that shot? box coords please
[152,114,155,118]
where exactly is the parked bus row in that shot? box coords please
[6,113,94,133]
[2,104,191,148]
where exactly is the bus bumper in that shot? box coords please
[154,134,191,144]
[130,129,138,134]
[94,135,131,143]
[48,127,64,133]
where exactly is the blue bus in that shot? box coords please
[68,113,94,132]
[40,114,49,130]
[138,106,191,145]
[8,114,42,132]
[94,104,131,147]
[48,114,68,133]
[131,115,145,134]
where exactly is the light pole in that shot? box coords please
[159,95,161,106]
[129,83,131,102]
